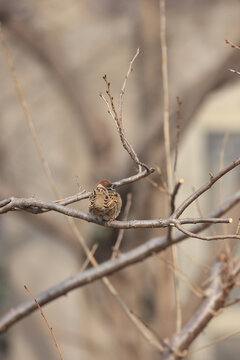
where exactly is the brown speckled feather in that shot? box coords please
[89,182,122,221]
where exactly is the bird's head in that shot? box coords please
[95,179,115,190]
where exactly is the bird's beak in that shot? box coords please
[108,183,116,190]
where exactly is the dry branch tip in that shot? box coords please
[225,39,240,50]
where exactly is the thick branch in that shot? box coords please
[0,197,234,229]
[162,259,240,359]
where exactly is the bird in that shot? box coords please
[89,179,122,221]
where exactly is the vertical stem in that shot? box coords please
[171,245,182,333]
[160,0,182,333]
[159,0,172,194]
[219,132,230,256]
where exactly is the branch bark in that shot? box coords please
[162,258,240,359]
[0,197,234,230]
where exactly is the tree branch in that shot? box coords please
[0,197,233,229]
[100,51,153,174]
[176,223,240,242]
[162,258,240,359]
[0,190,239,334]
[173,157,240,218]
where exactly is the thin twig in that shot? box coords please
[225,39,240,50]
[160,0,172,194]
[160,2,180,330]
[119,48,140,121]
[171,245,182,333]
[100,89,151,172]
[112,193,132,258]
[219,132,230,255]
[112,167,155,187]
[160,1,180,332]
[175,222,240,242]
[24,285,64,360]
[219,132,229,205]
[157,255,205,298]
[147,177,167,193]
[236,219,240,235]
[188,328,240,355]
[224,295,240,308]
[100,51,152,174]
[129,310,182,356]
[155,164,170,194]
[173,96,182,181]
[225,39,240,75]
[178,245,210,272]
[54,190,88,206]
[128,310,164,352]
[228,68,240,76]
[200,258,227,287]
[79,244,99,272]
[170,178,184,214]
[173,157,240,218]
[148,164,171,196]
[192,185,217,239]
[170,179,184,332]
[192,186,204,218]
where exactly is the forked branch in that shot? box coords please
[162,258,240,359]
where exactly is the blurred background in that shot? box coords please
[0,0,240,359]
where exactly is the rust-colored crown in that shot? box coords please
[95,179,112,188]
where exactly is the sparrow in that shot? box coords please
[89,179,122,221]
